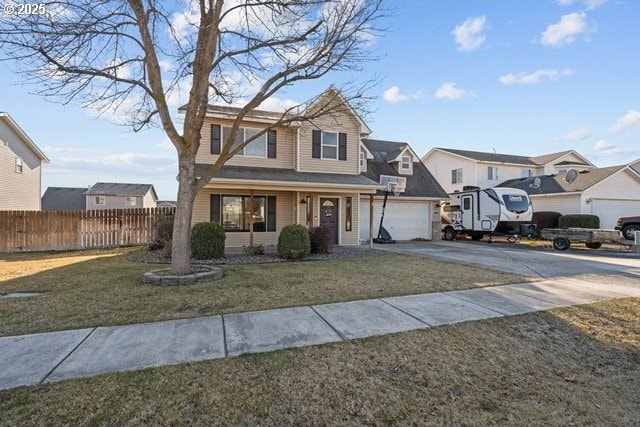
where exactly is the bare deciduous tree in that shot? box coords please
[0,0,385,273]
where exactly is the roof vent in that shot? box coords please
[565,169,578,184]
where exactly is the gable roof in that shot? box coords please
[41,187,87,211]
[431,148,593,167]
[497,165,627,195]
[553,160,592,167]
[0,112,50,163]
[361,139,448,198]
[527,150,573,165]
[86,182,157,199]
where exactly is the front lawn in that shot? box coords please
[1,298,638,426]
[0,248,526,336]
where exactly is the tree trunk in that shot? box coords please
[170,156,198,274]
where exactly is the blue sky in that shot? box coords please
[1,0,639,200]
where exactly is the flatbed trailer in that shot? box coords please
[540,227,621,250]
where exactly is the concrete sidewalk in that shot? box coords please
[1,277,638,390]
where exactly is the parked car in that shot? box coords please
[615,216,640,241]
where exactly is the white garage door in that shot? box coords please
[591,199,640,229]
[360,198,432,241]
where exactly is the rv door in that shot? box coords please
[461,195,474,230]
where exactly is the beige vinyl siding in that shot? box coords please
[543,152,590,175]
[298,110,360,174]
[196,118,296,169]
[193,189,295,247]
[530,194,581,214]
[0,120,42,210]
[86,195,144,210]
[293,192,360,245]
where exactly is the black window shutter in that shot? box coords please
[267,130,277,158]
[210,194,221,223]
[338,133,347,161]
[312,130,321,158]
[211,124,221,154]
[267,196,276,232]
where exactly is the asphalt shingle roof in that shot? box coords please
[436,148,575,166]
[85,183,155,197]
[497,165,626,195]
[41,187,87,211]
[362,139,448,198]
[195,164,380,187]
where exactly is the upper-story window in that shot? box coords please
[359,151,366,171]
[223,127,266,157]
[95,196,105,205]
[487,166,498,181]
[401,155,411,170]
[452,168,463,184]
[125,197,137,207]
[312,130,347,161]
[15,156,23,173]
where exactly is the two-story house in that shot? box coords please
[0,112,49,210]
[85,183,158,210]
[189,89,446,247]
[421,148,595,194]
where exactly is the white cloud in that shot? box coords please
[433,82,471,100]
[382,86,423,104]
[609,110,640,133]
[451,16,487,52]
[49,152,177,176]
[499,68,572,85]
[565,127,592,141]
[556,0,607,10]
[258,96,301,112]
[592,139,637,157]
[540,12,591,47]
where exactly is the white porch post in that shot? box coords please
[369,194,374,248]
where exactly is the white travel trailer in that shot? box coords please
[441,186,534,241]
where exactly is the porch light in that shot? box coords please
[300,198,307,204]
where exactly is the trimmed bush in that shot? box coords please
[149,215,174,251]
[558,214,600,229]
[190,222,226,259]
[278,224,311,260]
[242,244,265,256]
[309,226,334,254]
[532,211,562,236]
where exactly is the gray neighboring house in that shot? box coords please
[0,112,50,210]
[42,187,87,211]
[157,200,177,208]
[85,182,158,210]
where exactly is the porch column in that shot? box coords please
[369,194,374,248]
[249,190,254,247]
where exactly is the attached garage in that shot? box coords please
[590,199,640,229]
[360,197,434,241]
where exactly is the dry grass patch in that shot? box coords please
[1,298,638,426]
[0,249,526,336]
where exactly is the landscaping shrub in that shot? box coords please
[242,244,265,256]
[149,215,174,251]
[190,222,226,259]
[531,211,562,236]
[309,226,333,254]
[558,214,600,229]
[278,224,311,260]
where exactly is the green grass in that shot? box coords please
[1,298,638,426]
[0,248,526,336]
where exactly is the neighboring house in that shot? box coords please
[0,112,49,210]
[498,165,640,229]
[359,139,447,241]
[157,200,177,208]
[630,158,640,174]
[42,187,87,211]
[85,182,158,210]
[187,88,443,247]
[422,148,594,194]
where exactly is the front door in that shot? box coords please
[461,195,474,230]
[320,198,339,245]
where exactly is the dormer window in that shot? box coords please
[401,156,411,170]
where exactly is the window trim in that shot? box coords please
[321,131,339,160]
[452,168,463,184]
[94,196,106,205]
[359,151,366,171]
[487,166,498,181]
[125,196,137,207]
[220,195,273,233]
[401,155,411,170]
[15,156,23,173]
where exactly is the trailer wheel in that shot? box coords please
[585,241,602,249]
[471,233,483,241]
[553,237,571,250]
[443,227,457,241]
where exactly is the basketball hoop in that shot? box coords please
[388,182,401,197]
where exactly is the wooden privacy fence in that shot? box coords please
[0,207,175,253]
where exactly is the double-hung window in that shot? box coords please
[125,197,137,207]
[222,127,268,158]
[359,151,366,171]
[15,156,23,173]
[321,131,338,159]
[401,155,411,170]
[487,166,498,181]
[95,196,106,205]
[451,168,463,184]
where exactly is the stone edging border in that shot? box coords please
[142,265,223,286]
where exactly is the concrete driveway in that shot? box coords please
[378,241,640,282]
